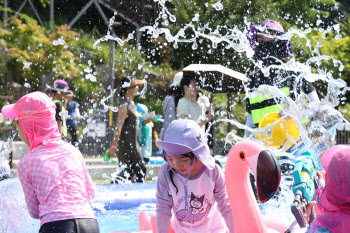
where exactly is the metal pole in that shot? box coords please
[94,0,116,36]
[227,92,233,133]
[68,0,95,28]
[50,0,54,29]
[41,74,47,92]
[27,0,45,27]
[108,41,115,144]
[15,0,28,18]
[4,0,8,29]
[108,41,115,127]
[109,41,115,106]
[136,26,141,46]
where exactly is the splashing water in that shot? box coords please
[5,1,350,232]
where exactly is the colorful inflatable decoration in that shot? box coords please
[225,140,290,233]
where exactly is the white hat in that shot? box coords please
[170,72,183,87]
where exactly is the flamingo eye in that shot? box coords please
[239,151,246,161]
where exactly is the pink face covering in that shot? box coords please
[315,147,350,232]
[1,92,62,150]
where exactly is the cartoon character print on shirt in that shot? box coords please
[175,192,212,224]
[190,192,204,214]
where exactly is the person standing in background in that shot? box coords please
[244,20,319,137]
[107,77,151,183]
[160,71,183,140]
[137,103,153,163]
[177,73,213,133]
[65,91,81,147]
[48,79,68,137]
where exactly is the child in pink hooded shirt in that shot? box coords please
[1,92,99,233]
[303,145,350,233]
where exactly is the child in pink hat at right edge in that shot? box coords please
[1,92,99,233]
[156,119,235,233]
[301,145,350,233]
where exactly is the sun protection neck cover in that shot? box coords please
[246,20,292,58]
[1,92,62,150]
[315,147,350,232]
[321,145,348,170]
[157,119,215,170]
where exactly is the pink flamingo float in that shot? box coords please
[112,140,292,233]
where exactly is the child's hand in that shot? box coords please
[316,171,324,180]
[305,201,316,224]
[107,148,116,158]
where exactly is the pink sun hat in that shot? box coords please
[1,91,56,120]
[320,147,350,213]
[321,145,348,170]
[1,91,61,150]
[157,119,215,170]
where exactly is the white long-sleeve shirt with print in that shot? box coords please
[156,163,235,233]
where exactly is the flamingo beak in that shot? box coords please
[248,150,281,203]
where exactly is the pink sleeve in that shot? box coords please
[315,179,325,213]
[85,171,95,200]
[81,155,95,199]
[17,162,40,219]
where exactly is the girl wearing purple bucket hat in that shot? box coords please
[156,119,235,233]
[244,20,320,137]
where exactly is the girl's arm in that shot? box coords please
[107,104,127,158]
[17,162,40,219]
[213,165,236,233]
[156,165,173,232]
[80,151,95,200]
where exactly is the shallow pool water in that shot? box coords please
[96,203,156,233]
[0,179,157,233]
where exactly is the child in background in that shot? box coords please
[301,145,350,233]
[1,92,99,233]
[156,119,235,233]
[137,103,153,163]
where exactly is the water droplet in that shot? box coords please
[169,15,176,22]
[128,33,134,40]
[335,35,342,40]
[23,61,32,69]
[86,74,97,82]
[173,42,178,49]
[212,1,223,11]
[212,40,217,49]
[43,140,47,145]
[192,41,198,50]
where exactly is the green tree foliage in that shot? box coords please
[0,14,80,90]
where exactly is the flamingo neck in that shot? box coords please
[226,151,267,233]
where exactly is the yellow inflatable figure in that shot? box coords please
[258,112,301,152]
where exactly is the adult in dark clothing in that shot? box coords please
[107,77,150,183]
[244,20,320,137]
[65,91,81,147]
